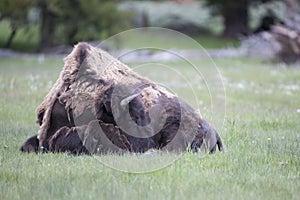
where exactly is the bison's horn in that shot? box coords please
[120,93,141,109]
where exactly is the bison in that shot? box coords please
[20,42,223,155]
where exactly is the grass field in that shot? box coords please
[0,56,299,199]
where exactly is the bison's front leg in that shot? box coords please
[49,126,89,154]
[20,135,39,153]
[48,120,133,155]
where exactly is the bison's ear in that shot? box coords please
[74,42,91,66]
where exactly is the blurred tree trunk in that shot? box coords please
[38,4,56,52]
[5,27,17,48]
[221,0,249,38]
[205,0,251,38]
[65,26,78,45]
[0,0,31,49]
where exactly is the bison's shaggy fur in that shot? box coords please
[20,42,223,154]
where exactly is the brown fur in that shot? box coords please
[20,42,224,154]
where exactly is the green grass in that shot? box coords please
[0,56,299,200]
[194,34,240,48]
[103,28,239,50]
